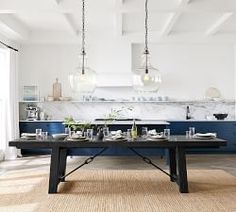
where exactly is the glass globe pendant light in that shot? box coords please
[69,0,96,94]
[133,0,161,92]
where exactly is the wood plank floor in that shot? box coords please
[0,154,236,177]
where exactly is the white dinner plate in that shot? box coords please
[21,133,36,137]
[193,133,216,139]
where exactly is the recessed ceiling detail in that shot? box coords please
[0,0,235,43]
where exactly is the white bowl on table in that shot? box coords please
[52,133,68,140]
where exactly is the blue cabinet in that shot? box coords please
[20,121,65,135]
[169,121,236,153]
[19,120,235,155]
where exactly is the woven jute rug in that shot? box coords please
[0,169,236,212]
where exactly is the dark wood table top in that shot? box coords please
[9,135,226,149]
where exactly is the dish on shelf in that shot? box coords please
[205,87,222,100]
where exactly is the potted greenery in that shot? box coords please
[64,116,92,134]
[103,106,134,126]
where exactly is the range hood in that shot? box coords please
[97,73,132,87]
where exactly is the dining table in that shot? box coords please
[9,135,226,194]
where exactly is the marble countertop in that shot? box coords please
[19,119,236,123]
[93,120,170,125]
[19,120,169,125]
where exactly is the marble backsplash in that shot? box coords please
[19,101,236,121]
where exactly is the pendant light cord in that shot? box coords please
[0,40,18,52]
[81,0,86,75]
[144,0,149,74]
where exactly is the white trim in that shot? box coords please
[206,13,233,36]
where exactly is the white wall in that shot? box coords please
[133,44,235,100]
[19,31,132,99]
[19,44,79,99]
[19,40,235,100]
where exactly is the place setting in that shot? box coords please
[186,127,217,140]
[21,129,49,140]
[65,129,92,142]
[145,128,170,141]
[101,127,171,142]
[20,133,37,140]
[103,129,127,142]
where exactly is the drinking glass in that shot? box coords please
[83,131,88,138]
[141,127,148,138]
[36,129,42,140]
[87,129,94,141]
[65,127,70,135]
[69,130,75,138]
[127,129,132,141]
[164,129,170,139]
[103,127,109,138]
[186,131,189,138]
[41,132,48,140]
[189,127,195,138]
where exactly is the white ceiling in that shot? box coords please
[0,0,236,43]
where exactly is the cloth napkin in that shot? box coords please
[148,129,157,136]
[21,133,36,137]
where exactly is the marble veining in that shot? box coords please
[19,101,235,122]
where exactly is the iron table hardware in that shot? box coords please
[59,147,108,180]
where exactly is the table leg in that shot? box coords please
[59,148,67,182]
[176,147,189,193]
[169,148,177,182]
[48,147,61,194]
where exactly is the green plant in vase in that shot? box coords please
[64,116,76,131]
[78,122,92,134]
[104,106,134,126]
[64,116,91,134]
